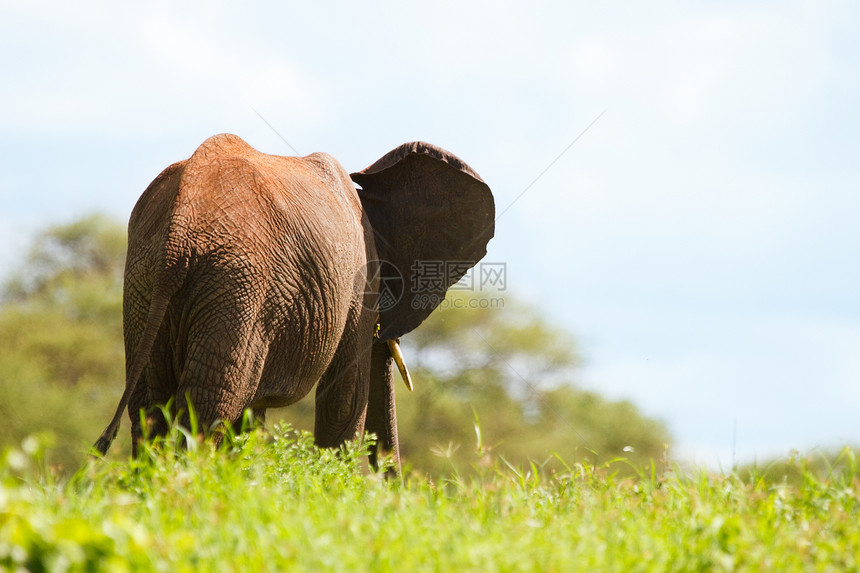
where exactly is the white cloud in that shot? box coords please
[557,4,833,138]
[0,3,327,137]
[511,3,857,310]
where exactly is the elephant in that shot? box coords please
[93,133,494,472]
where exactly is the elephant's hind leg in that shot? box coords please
[128,333,177,457]
[314,304,374,448]
[175,315,267,446]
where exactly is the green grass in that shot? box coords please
[1,427,858,572]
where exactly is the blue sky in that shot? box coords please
[1,1,858,466]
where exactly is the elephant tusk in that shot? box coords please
[387,338,414,392]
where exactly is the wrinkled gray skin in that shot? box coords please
[94,134,494,472]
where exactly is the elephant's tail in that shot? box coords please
[93,270,184,457]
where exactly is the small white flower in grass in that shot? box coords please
[22,435,41,455]
[623,446,634,453]
[5,450,27,471]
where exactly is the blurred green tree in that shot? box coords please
[397,291,671,476]
[0,214,131,471]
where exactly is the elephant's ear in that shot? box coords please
[351,142,495,340]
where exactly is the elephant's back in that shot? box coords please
[175,134,361,263]
[128,133,364,293]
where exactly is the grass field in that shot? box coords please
[1,425,857,572]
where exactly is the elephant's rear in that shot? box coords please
[98,133,368,454]
[129,136,361,439]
